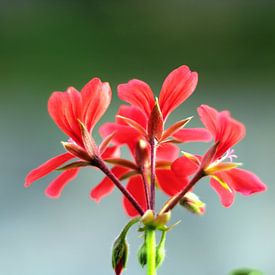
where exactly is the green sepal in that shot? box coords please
[56,161,90,171]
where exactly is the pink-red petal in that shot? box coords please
[173,128,212,143]
[215,113,246,158]
[156,169,189,196]
[25,153,75,187]
[90,166,129,202]
[116,105,148,129]
[100,123,140,148]
[159,65,198,120]
[224,168,267,196]
[48,91,82,144]
[156,143,179,162]
[123,175,147,217]
[101,146,120,159]
[81,78,112,132]
[210,175,235,207]
[45,168,79,198]
[197,105,219,137]
[118,79,155,118]
[171,156,200,177]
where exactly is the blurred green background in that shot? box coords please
[1,1,275,274]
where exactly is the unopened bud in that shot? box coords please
[156,231,166,268]
[180,192,206,215]
[135,139,149,167]
[62,141,92,162]
[112,218,140,275]
[147,98,164,141]
[137,241,147,268]
[154,211,171,227]
[140,210,155,226]
[112,236,128,275]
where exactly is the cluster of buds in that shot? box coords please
[25,65,267,274]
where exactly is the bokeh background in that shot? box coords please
[1,1,275,274]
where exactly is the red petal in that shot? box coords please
[210,174,235,207]
[116,105,148,129]
[123,175,147,217]
[45,168,79,198]
[118,80,155,118]
[171,156,200,177]
[159,65,198,120]
[156,143,179,162]
[224,168,267,196]
[25,153,75,187]
[81,78,112,131]
[90,166,129,202]
[197,105,219,137]
[173,128,212,143]
[65,87,82,140]
[101,146,120,159]
[215,113,246,158]
[156,169,189,196]
[100,123,140,148]
[198,105,246,158]
[48,91,82,145]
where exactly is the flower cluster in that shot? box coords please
[25,65,267,275]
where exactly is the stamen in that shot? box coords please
[221,148,238,162]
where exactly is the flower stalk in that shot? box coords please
[140,166,151,211]
[162,170,204,213]
[94,156,144,216]
[150,138,157,211]
[146,229,156,275]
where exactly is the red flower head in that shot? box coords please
[100,65,211,147]
[24,78,116,198]
[172,105,267,207]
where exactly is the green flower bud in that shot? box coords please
[137,240,147,268]
[112,217,140,275]
[140,210,155,226]
[156,231,166,268]
[180,192,206,215]
[112,235,128,275]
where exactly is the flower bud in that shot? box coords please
[135,139,149,167]
[137,241,147,268]
[156,231,166,268]
[154,211,171,227]
[140,210,155,226]
[111,217,140,275]
[148,99,164,141]
[112,235,128,275]
[62,141,92,162]
[179,192,206,215]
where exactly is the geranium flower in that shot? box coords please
[25,78,114,198]
[172,105,267,207]
[100,65,211,146]
[91,140,189,217]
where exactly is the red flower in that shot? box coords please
[91,140,188,217]
[25,78,114,198]
[100,65,211,146]
[172,105,267,207]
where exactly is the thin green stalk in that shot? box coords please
[146,229,156,275]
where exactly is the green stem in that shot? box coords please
[146,229,156,275]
